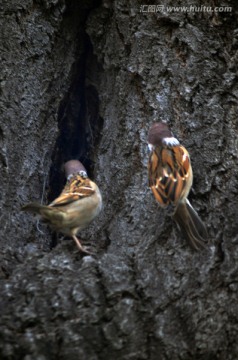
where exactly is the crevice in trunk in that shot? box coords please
[48,33,103,204]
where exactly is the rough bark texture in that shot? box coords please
[1,0,238,359]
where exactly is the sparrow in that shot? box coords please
[147,122,208,250]
[22,160,102,254]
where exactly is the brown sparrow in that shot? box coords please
[148,122,208,250]
[22,160,102,254]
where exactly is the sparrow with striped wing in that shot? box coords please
[22,160,102,254]
[148,122,208,250]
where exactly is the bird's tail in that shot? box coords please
[21,202,49,215]
[173,200,208,250]
[21,202,64,228]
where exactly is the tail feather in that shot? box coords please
[186,200,208,241]
[21,202,48,214]
[173,200,208,251]
[21,202,64,224]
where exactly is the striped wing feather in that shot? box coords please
[50,175,95,207]
[148,145,191,208]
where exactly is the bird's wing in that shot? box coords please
[50,175,95,207]
[148,145,191,208]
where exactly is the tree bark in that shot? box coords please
[1,0,238,359]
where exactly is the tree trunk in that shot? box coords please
[1,0,238,359]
